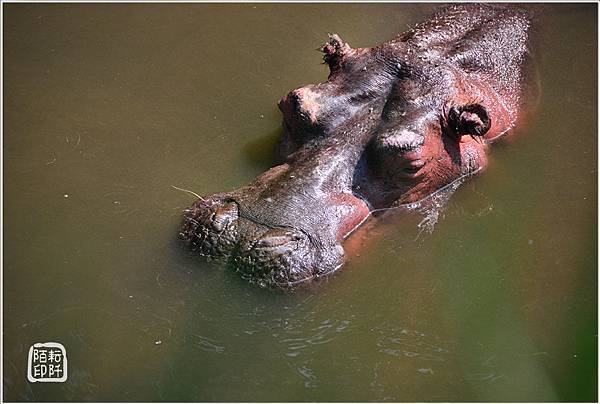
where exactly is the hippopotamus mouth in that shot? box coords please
[179,4,531,288]
[181,197,362,288]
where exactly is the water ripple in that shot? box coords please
[189,333,225,354]
[276,317,354,356]
[374,325,450,363]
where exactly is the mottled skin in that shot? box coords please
[180,4,532,288]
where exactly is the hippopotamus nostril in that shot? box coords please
[210,202,238,232]
[254,228,303,254]
[178,198,242,257]
[230,228,316,286]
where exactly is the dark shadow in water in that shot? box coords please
[242,127,284,170]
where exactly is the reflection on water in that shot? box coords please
[3,3,597,402]
[375,324,450,362]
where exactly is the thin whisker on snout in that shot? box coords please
[171,185,205,201]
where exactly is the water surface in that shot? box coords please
[3,4,597,401]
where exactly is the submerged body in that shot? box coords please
[180,4,532,288]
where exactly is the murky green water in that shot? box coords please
[4,4,597,402]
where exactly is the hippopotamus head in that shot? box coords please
[180,4,531,288]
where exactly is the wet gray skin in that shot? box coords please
[180,113,376,287]
[180,4,531,288]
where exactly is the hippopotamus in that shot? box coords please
[179,4,532,288]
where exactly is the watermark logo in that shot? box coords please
[27,342,67,383]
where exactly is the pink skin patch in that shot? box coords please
[328,193,371,240]
[293,87,321,124]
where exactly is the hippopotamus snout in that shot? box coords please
[180,192,351,287]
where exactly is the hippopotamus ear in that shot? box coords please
[320,34,351,74]
[447,104,491,139]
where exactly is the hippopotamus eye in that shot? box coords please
[446,104,491,139]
